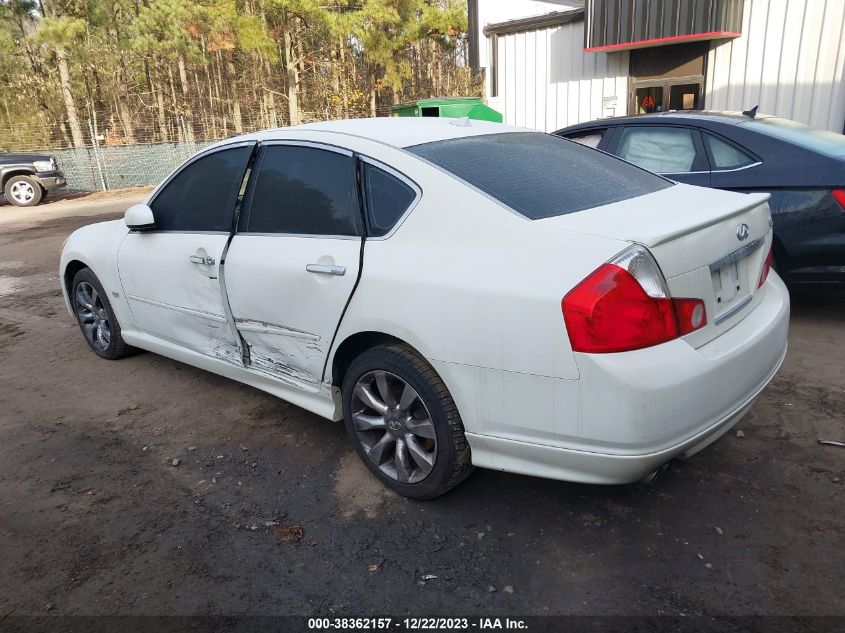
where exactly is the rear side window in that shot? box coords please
[408,132,670,220]
[703,133,756,169]
[151,145,253,232]
[617,127,697,173]
[363,163,417,237]
[242,145,360,236]
[565,130,606,148]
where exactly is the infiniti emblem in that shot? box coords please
[736,223,750,241]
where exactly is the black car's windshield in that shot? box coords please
[744,116,845,159]
[407,132,672,220]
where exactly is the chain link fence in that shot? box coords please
[27,106,402,192]
[53,140,215,192]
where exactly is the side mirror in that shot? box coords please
[125,203,155,231]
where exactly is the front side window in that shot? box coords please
[703,133,756,170]
[617,127,697,173]
[241,145,360,236]
[151,145,253,232]
[408,132,670,220]
[363,163,417,237]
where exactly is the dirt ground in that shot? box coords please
[0,193,843,617]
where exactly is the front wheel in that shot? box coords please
[71,268,135,360]
[4,175,43,207]
[341,344,473,499]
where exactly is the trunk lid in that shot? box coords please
[539,184,773,347]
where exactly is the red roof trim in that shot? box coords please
[584,31,741,53]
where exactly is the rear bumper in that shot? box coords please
[461,273,790,484]
[784,265,845,284]
[467,343,784,484]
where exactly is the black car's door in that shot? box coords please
[607,125,711,187]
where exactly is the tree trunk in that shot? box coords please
[177,54,190,97]
[339,39,349,117]
[156,85,168,142]
[294,19,307,110]
[225,53,243,133]
[56,47,85,147]
[232,100,242,133]
[176,55,194,142]
[283,28,300,126]
[266,89,278,127]
[117,97,135,143]
[331,46,341,118]
[167,64,182,142]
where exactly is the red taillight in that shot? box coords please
[673,297,708,336]
[832,189,845,210]
[758,244,774,288]
[562,246,707,354]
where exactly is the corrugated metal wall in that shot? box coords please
[488,21,629,132]
[705,0,845,132]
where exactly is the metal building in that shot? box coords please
[469,0,845,133]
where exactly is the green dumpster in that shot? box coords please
[391,97,503,123]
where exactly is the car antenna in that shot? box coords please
[449,116,472,127]
[742,105,759,118]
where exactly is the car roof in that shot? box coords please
[558,110,774,132]
[227,117,527,149]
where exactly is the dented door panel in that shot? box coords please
[118,232,243,363]
[223,235,361,387]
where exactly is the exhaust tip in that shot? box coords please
[641,461,672,485]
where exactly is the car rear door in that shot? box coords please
[117,142,255,362]
[608,125,711,187]
[223,142,363,390]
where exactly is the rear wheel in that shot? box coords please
[4,175,43,207]
[71,268,134,360]
[341,344,472,499]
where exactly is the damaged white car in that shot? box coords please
[60,118,789,498]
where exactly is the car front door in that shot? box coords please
[610,125,711,187]
[223,142,363,390]
[117,142,255,362]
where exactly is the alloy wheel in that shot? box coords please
[351,370,437,484]
[9,180,36,204]
[75,281,111,351]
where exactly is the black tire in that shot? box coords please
[4,175,43,207]
[341,343,473,499]
[71,268,135,360]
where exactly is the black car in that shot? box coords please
[0,152,66,207]
[555,111,845,285]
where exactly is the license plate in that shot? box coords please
[712,260,742,308]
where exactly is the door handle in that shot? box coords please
[189,255,216,266]
[306,264,346,276]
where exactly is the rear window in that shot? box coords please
[744,117,845,158]
[408,132,671,219]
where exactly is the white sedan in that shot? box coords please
[60,118,789,498]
